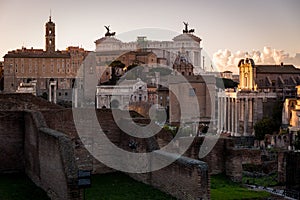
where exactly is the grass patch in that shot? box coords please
[211,174,270,200]
[86,172,175,200]
[242,173,278,187]
[0,173,49,200]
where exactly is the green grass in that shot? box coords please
[211,174,270,200]
[242,173,278,187]
[86,172,176,200]
[0,173,49,200]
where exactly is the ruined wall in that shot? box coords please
[0,93,62,110]
[285,151,300,192]
[40,108,210,199]
[24,111,80,200]
[0,111,24,172]
[182,136,261,182]
[41,108,119,173]
[128,152,210,200]
[277,151,287,184]
[0,110,81,200]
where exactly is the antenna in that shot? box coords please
[49,9,52,21]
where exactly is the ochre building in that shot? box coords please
[3,16,89,103]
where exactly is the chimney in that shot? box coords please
[281,62,284,66]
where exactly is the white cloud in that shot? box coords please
[212,47,300,74]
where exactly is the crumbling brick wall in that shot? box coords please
[0,111,24,172]
[0,110,81,200]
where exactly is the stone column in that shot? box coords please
[227,97,231,134]
[218,96,221,133]
[108,95,111,108]
[53,82,57,104]
[249,98,253,122]
[220,97,224,132]
[244,98,249,136]
[224,97,227,132]
[74,88,78,108]
[49,83,52,102]
[231,98,235,136]
[253,98,258,132]
[249,98,254,136]
[97,95,100,109]
[235,99,239,136]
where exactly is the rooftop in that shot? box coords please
[4,47,70,58]
[255,64,300,74]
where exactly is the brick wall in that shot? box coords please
[277,151,287,184]
[0,111,24,172]
[40,108,211,199]
[0,93,62,110]
[0,110,81,200]
[128,152,210,200]
[24,111,80,200]
[181,136,261,182]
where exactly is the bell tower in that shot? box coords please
[45,15,55,52]
[238,57,257,91]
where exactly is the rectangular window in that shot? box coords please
[57,60,60,73]
[51,59,54,73]
[62,60,65,72]
[21,64,24,73]
[29,59,32,73]
[34,61,38,74]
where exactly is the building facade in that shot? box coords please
[94,24,203,71]
[217,58,277,136]
[0,61,3,91]
[254,63,300,98]
[3,16,89,103]
[168,50,216,125]
[96,78,147,109]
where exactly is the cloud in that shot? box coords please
[212,47,300,74]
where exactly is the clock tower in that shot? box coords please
[45,15,55,52]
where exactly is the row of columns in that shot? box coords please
[218,96,256,136]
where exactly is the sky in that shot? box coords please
[1,0,300,73]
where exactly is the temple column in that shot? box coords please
[252,98,258,135]
[221,97,224,132]
[97,95,100,109]
[49,83,52,102]
[235,99,239,136]
[227,97,231,134]
[231,98,235,136]
[244,97,249,136]
[53,84,57,104]
[224,97,227,132]
[218,96,221,133]
[249,98,254,136]
[108,95,111,108]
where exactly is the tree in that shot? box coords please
[127,63,138,71]
[108,60,125,85]
[254,117,275,140]
[271,100,283,132]
[216,77,238,89]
